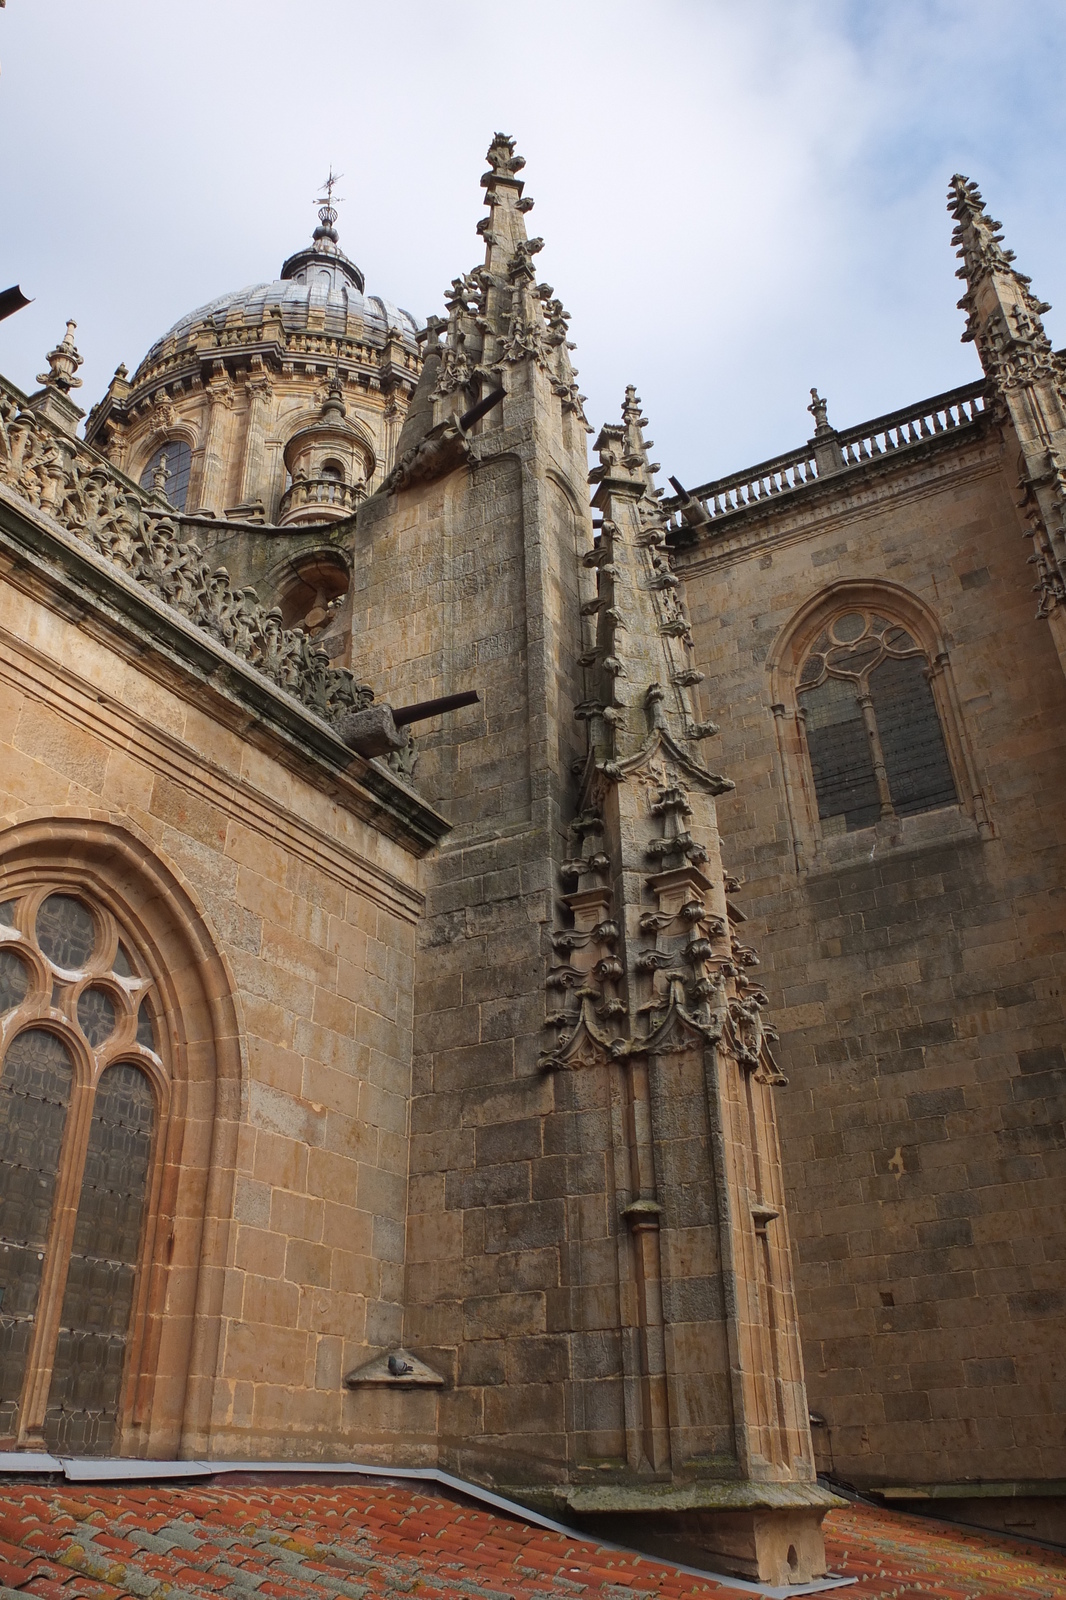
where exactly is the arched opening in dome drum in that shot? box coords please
[276,551,350,636]
[139,440,192,510]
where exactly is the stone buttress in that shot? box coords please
[347,136,838,1586]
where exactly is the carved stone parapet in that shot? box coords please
[0,378,375,730]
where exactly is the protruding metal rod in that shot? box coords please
[0,286,31,324]
[392,689,480,727]
[668,475,688,498]
[459,388,505,432]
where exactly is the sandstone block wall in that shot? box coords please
[674,428,1066,1488]
[349,352,609,1485]
[0,555,426,1460]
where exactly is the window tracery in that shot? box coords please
[769,585,990,870]
[0,887,163,1453]
[797,610,957,833]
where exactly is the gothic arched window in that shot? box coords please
[0,888,162,1454]
[140,440,192,511]
[796,610,957,833]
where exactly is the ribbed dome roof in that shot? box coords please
[148,279,420,357]
[143,219,421,361]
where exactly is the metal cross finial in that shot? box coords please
[315,168,344,229]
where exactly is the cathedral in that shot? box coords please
[0,135,1063,1586]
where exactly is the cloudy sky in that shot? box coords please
[1,1,1064,487]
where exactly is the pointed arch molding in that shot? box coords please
[767,579,991,872]
[0,811,244,1457]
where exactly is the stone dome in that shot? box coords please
[86,205,425,527]
[146,242,420,361]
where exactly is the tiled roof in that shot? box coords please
[0,1479,1060,1600]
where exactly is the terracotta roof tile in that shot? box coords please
[0,1483,1059,1600]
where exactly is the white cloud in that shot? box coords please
[1,0,1063,484]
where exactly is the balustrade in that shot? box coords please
[279,475,363,524]
[835,384,988,467]
[667,379,990,531]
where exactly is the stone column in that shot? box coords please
[194,372,236,514]
[235,369,273,512]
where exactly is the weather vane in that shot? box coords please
[315,168,344,229]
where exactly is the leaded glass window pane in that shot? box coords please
[0,1030,73,1437]
[136,1001,156,1052]
[871,655,957,817]
[830,611,865,642]
[0,952,28,1013]
[140,440,192,511]
[799,610,959,833]
[77,988,116,1048]
[800,676,881,832]
[44,1064,154,1456]
[36,896,96,971]
[0,887,166,1454]
[827,637,880,676]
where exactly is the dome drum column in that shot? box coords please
[229,368,274,522]
[195,370,237,515]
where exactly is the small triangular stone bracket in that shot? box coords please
[343,1347,445,1390]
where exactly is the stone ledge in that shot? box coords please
[875,1479,1066,1500]
[563,1481,846,1514]
[344,1348,445,1389]
[803,805,985,880]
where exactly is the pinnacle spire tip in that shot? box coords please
[485,133,526,180]
[37,319,84,393]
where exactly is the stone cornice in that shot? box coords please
[86,328,421,449]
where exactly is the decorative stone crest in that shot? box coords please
[949,175,1060,391]
[538,386,791,1086]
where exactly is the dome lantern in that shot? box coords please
[280,170,365,295]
